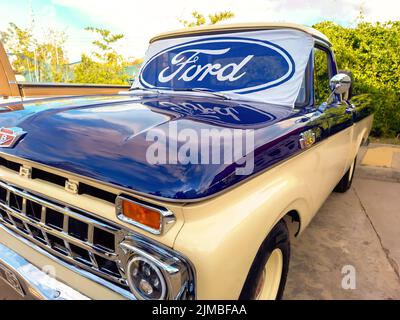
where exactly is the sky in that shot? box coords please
[0,0,399,62]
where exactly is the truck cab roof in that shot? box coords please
[150,22,331,46]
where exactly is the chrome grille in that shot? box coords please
[0,180,129,288]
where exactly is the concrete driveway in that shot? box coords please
[285,176,400,299]
[285,144,400,299]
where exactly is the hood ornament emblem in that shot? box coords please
[0,127,27,148]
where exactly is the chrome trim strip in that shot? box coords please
[0,223,136,300]
[116,195,176,235]
[0,242,90,300]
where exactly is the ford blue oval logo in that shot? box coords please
[139,37,295,94]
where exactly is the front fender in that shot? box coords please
[173,155,317,299]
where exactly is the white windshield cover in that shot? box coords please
[135,29,314,107]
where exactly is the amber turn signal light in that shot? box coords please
[121,199,161,230]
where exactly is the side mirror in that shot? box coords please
[330,73,351,95]
[329,72,353,102]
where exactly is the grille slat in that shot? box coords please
[0,186,7,203]
[26,199,42,221]
[88,251,100,269]
[47,233,69,255]
[10,193,23,211]
[68,217,88,241]
[45,208,64,230]
[64,240,74,258]
[93,228,115,252]
[27,224,47,243]
[10,216,29,234]
[0,182,127,288]
[87,224,95,244]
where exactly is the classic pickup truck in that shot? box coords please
[0,23,373,300]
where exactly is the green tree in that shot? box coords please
[0,22,69,82]
[180,11,235,27]
[35,30,69,82]
[0,23,34,77]
[71,27,129,85]
[84,27,124,61]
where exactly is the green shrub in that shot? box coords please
[314,21,400,137]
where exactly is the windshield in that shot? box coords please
[135,29,314,107]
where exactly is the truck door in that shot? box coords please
[312,44,354,208]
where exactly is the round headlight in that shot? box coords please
[126,256,167,300]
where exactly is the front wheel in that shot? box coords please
[240,220,290,300]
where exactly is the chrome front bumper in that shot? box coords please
[0,243,89,300]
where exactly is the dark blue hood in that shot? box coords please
[0,94,307,201]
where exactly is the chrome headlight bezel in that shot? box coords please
[120,238,196,300]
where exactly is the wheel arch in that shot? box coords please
[274,197,313,238]
[282,209,301,238]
